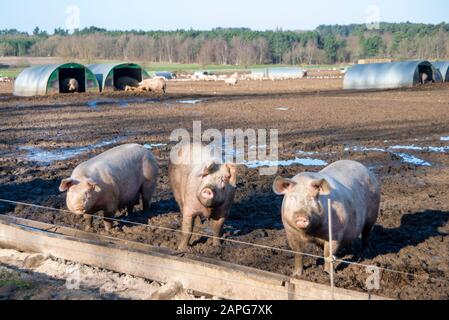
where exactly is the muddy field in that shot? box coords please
[1,78,449,300]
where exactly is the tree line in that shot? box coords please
[1,22,449,66]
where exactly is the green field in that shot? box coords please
[0,68,23,78]
[0,58,349,78]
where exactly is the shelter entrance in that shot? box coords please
[418,64,434,82]
[58,68,86,93]
[113,68,142,90]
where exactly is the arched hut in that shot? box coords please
[343,60,443,90]
[87,63,150,91]
[13,63,100,96]
[433,61,449,82]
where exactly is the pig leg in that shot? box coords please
[83,214,93,232]
[103,206,117,233]
[178,215,194,251]
[141,180,156,214]
[210,216,226,246]
[287,235,305,277]
[323,240,339,274]
[127,204,134,217]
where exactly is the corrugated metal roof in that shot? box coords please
[343,60,442,90]
[87,62,150,91]
[13,63,99,97]
[14,64,62,96]
[433,61,449,82]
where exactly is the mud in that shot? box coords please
[1,78,449,299]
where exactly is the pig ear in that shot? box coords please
[225,163,237,187]
[198,161,217,177]
[59,178,77,192]
[86,179,101,192]
[309,178,331,196]
[273,176,297,195]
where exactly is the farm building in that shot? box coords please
[13,63,100,96]
[87,63,150,91]
[433,61,449,82]
[343,60,443,90]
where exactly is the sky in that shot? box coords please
[1,0,448,33]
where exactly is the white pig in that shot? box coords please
[169,142,237,250]
[273,160,380,276]
[59,144,159,232]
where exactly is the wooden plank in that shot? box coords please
[0,215,389,300]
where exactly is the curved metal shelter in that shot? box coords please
[343,60,442,90]
[14,63,100,96]
[433,61,449,82]
[87,63,150,91]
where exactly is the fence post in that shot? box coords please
[327,197,335,300]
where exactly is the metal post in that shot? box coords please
[327,197,335,299]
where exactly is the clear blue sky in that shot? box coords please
[1,0,448,33]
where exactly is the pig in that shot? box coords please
[169,142,237,250]
[59,144,159,232]
[138,77,167,93]
[225,77,238,86]
[273,160,380,277]
[62,78,79,93]
[419,72,429,84]
[115,76,139,90]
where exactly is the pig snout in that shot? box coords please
[296,216,310,229]
[201,187,214,200]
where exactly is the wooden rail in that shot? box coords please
[0,215,388,300]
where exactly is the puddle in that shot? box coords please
[389,145,449,153]
[19,138,123,163]
[87,98,156,109]
[118,101,129,108]
[245,157,328,168]
[87,99,116,109]
[177,99,202,105]
[344,146,386,152]
[393,153,431,167]
[143,143,167,149]
[346,145,433,167]
[297,150,322,155]
[275,107,289,111]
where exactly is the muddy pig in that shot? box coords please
[138,77,167,93]
[59,144,159,232]
[62,78,79,93]
[273,160,380,276]
[169,142,237,250]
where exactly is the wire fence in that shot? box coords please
[0,197,448,296]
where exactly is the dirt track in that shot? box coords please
[1,78,449,299]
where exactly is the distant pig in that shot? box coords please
[115,76,139,90]
[169,142,237,250]
[59,144,159,232]
[419,72,429,84]
[138,77,167,93]
[62,78,79,93]
[273,160,380,276]
[225,77,238,86]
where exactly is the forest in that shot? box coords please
[1,22,449,65]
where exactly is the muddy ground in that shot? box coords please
[1,78,449,299]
